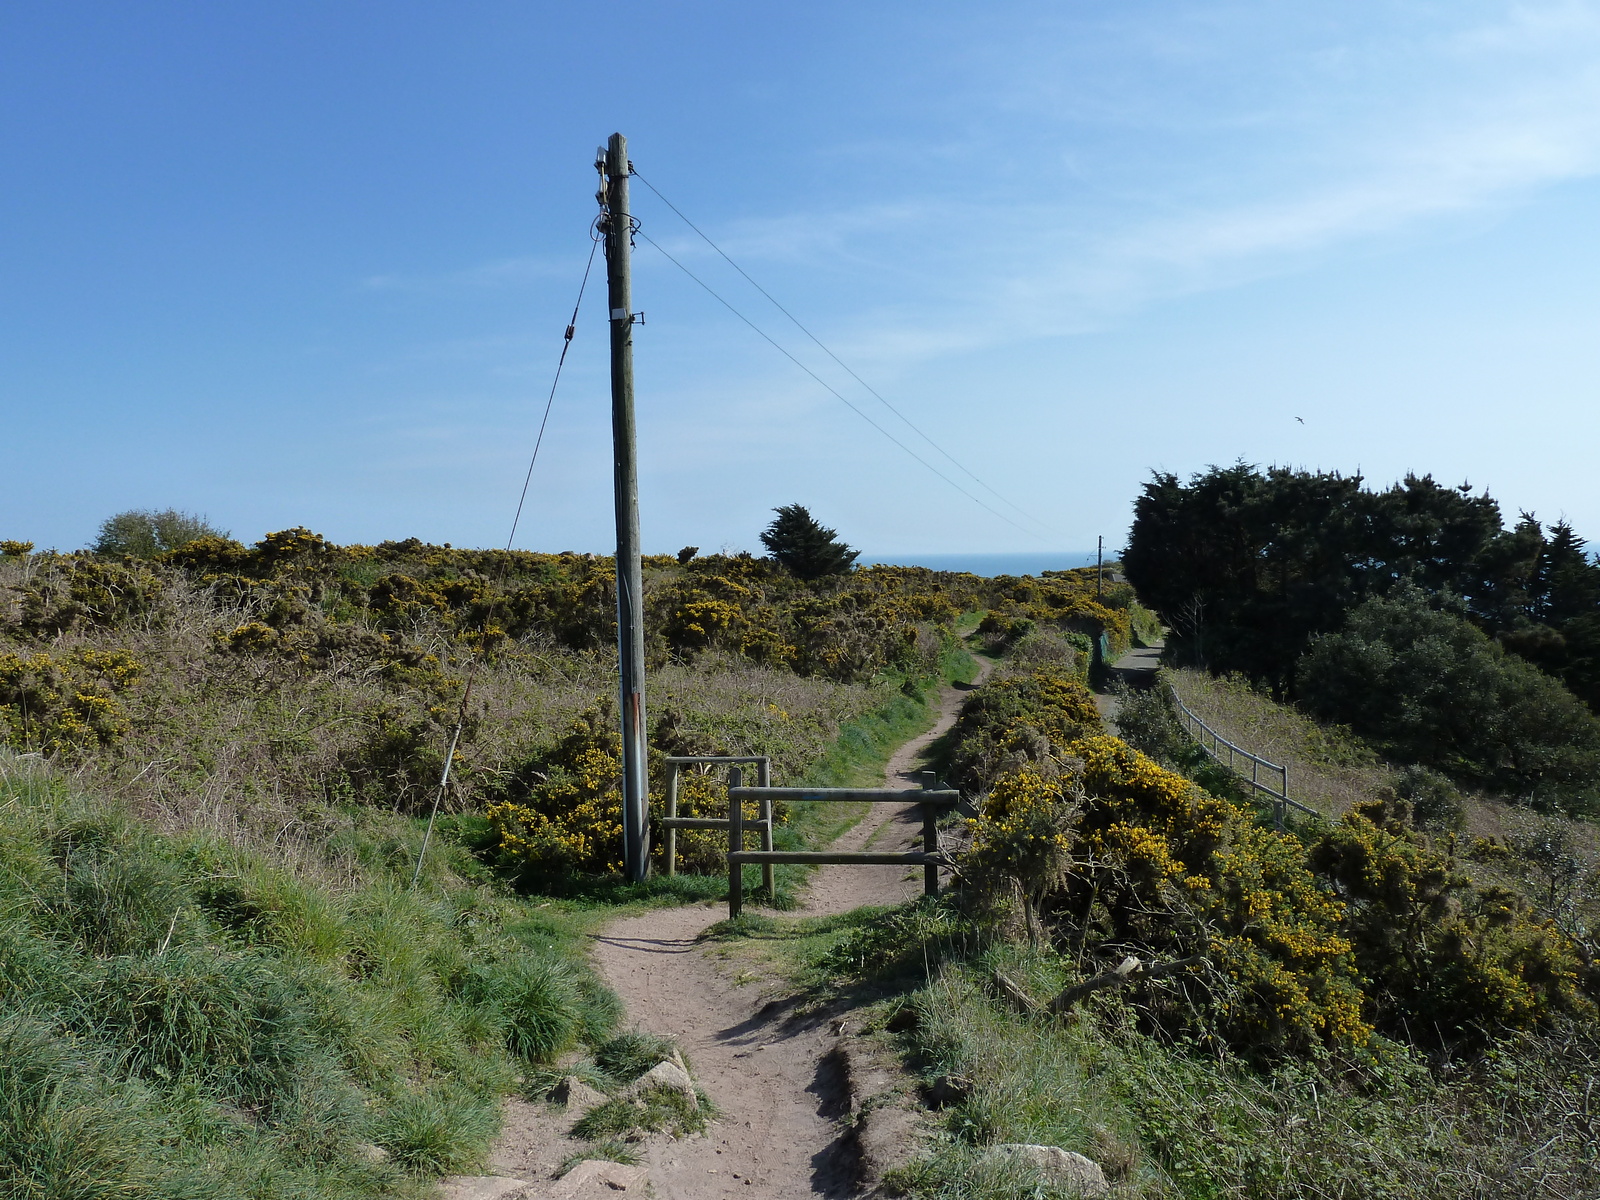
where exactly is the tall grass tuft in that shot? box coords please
[372,1086,499,1174]
[0,751,622,1198]
[460,954,582,1062]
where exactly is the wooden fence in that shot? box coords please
[722,767,959,918]
[660,755,774,894]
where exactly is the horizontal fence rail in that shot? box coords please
[727,851,942,866]
[1168,687,1318,827]
[724,769,954,917]
[726,787,959,805]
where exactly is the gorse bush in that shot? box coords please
[946,670,1101,794]
[487,711,631,876]
[954,667,1597,1057]
[1311,796,1595,1040]
[2,524,1098,888]
[0,647,142,756]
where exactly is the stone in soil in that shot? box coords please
[986,1144,1110,1197]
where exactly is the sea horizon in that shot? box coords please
[858,551,1105,577]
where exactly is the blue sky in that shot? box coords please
[5,2,1599,557]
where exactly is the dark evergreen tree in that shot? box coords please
[759,504,859,580]
[1298,585,1600,809]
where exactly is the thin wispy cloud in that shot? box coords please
[658,1,1600,373]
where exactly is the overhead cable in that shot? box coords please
[631,169,1054,537]
[635,228,1041,540]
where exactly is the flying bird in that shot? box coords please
[1294,416,1304,424]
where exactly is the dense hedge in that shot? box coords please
[1299,586,1600,809]
[954,668,1598,1057]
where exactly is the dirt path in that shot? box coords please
[1093,642,1163,725]
[487,657,992,1199]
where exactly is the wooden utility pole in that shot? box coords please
[1097,535,1103,598]
[600,132,649,882]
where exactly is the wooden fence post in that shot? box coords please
[665,764,680,877]
[919,771,939,896]
[758,758,774,898]
[727,766,743,919]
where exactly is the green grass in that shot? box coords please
[570,1084,712,1142]
[707,889,1600,1200]
[0,751,625,1199]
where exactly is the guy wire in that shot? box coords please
[411,230,601,888]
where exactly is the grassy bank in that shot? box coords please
[0,752,637,1199]
[1163,666,1393,819]
[706,892,1600,1200]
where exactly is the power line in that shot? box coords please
[631,168,1055,537]
[635,228,1041,540]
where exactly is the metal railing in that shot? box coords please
[1168,687,1318,828]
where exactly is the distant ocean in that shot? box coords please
[859,552,1102,577]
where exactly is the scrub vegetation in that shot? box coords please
[717,660,1600,1198]
[0,517,1142,1193]
[705,552,1600,1198]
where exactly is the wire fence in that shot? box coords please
[1168,687,1319,828]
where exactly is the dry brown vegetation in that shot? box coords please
[1165,666,1393,819]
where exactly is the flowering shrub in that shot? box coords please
[15,558,165,635]
[986,571,1134,659]
[486,714,628,878]
[956,671,1368,1052]
[947,670,1103,792]
[965,767,1078,932]
[957,669,1595,1053]
[0,648,142,755]
[1309,797,1595,1039]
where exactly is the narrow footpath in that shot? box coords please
[1092,642,1163,725]
[481,657,991,1200]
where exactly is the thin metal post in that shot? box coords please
[758,758,774,898]
[601,132,648,883]
[728,766,744,919]
[665,764,680,877]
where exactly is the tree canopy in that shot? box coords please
[93,509,229,559]
[758,504,859,580]
[1298,586,1600,808]
[1124,464,1600,708]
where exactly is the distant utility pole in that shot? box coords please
[599,132,649,883]
[1097,536,1104,598]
